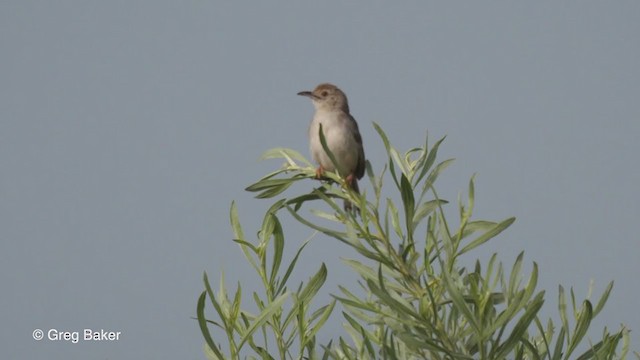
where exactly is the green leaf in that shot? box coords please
[318,123,341,176]
[335,285,379,314]
[343,259,377,281]
[387,155,401,191]
[299,263,328,303]
[366,271,419,320]
[373,122,401,190]
[260,147,313,167]
[441,266,481,334]
[204,272,228,330]
[414,135,446,186]
[238,292,289,349]
[229,282,242,325]
[459,217,516,255]
[373,122,407,176]
[286,192,324,211]
[551,326,566,360]
[579,329,626,359]
[252,178,301,199]
[466,175,476,220]
[452,220,497,241]
[422,158,455,193]
[508,252,525,297]
[394,331,455,356]
[565,301,593,358]
[309,208,341,222]
[387,199,404,240]
[230,202,260,276]
[521,262,539,306]
[519,338,542,360]
[373,122,391,154]
[197,291,226,360]
[245,168,292,187]
[307,300,337,339]
[286,206,348,241]
[275,240,310,296]
[231,238,258,253]
[493,291,545,358]
[484,261,538,341]
[400,174,415,244]
[558,285,570,345]
[312,186,345,214]
[412,199,448,231]
[246,177,297,192]
[533,317,553,360]
[592,281,614,317]
[268,216,285,288]
[230,201,245,242]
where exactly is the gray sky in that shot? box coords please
[1,1,638,358]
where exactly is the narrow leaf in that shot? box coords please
[565,301,593,358]
[276,240,310,295]
[592,281,614,317]
[400,174,415,244]
[415,135,447,186]
[459,217,516,255]
[299,263,328,302]
[238,293,289,349]
[197,291,226,359]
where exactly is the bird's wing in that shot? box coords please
[348,115,366,179]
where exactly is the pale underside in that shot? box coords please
[309,110,362,177]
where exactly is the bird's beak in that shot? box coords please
[297,91,317,99]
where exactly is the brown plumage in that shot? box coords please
[298,83,365,211]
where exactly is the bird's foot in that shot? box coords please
[315,166,325,179]
[345,173,357,189]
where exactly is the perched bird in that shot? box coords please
[297,83,366,211]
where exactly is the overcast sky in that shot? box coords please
[1,2,639,358]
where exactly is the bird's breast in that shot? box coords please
[309,111,359,175]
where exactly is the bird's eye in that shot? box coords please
[321,91,328,97]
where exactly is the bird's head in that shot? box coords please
[297,83,350,112]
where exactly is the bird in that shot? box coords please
[297,83,366,212]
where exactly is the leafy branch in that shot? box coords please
[197,123,633,359]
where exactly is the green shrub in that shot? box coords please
[197,124,633,359]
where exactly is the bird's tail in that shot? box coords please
[343,179,360,213]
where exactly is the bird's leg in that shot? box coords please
[315,165,325,179]
[345,173,356,188]
[343,173,359,213]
